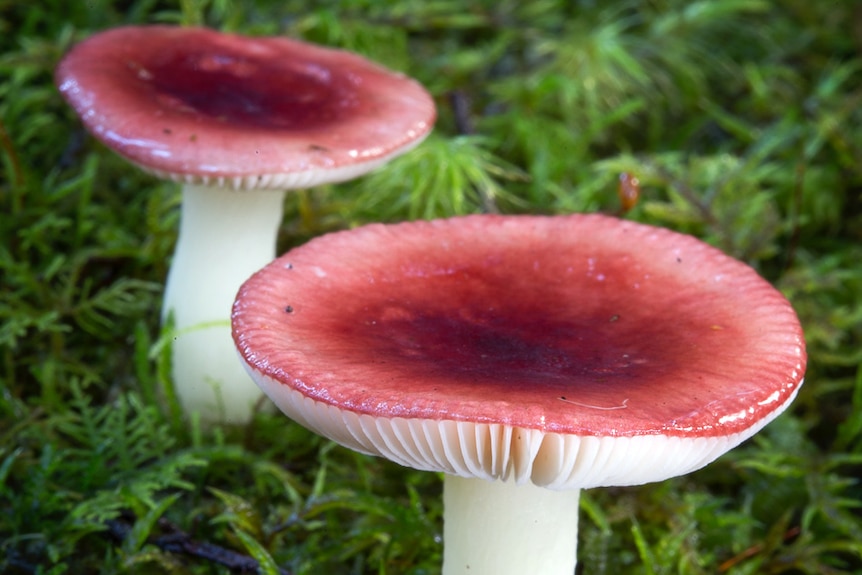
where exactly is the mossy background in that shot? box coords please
[2,0,861,573]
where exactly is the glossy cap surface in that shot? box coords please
[232,215,806,487]
[56,26,435,189]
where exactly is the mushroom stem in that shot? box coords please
[163,184,286,423]
[442,475,580,575]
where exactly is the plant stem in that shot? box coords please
[163,184,285,423]
[443,475,580,575]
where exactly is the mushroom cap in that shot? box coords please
[232,214,806,488]
[55,25,436,189]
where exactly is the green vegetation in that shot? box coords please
[2,0,861,573]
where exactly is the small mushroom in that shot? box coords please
[231,214,806,573]
[55,25,435,423]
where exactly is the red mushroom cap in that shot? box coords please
[55,25,435,189]
[232,214,806,487]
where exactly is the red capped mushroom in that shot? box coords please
[55,25,435,423]
[231,214,806,573]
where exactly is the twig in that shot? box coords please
[447,90,500,214]
[449,89,475,136]
[0,118,24,189]
[717,525,800,572]
[105,515,292,575]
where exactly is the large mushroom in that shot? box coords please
[55,25,435,423]
[231,214,806,573]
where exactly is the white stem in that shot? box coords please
[443,475,580,575]
[162,184,286,423]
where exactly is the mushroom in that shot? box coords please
[231,214,806,573]
[55,25,436,423]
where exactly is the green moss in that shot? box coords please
[2,0,861,573]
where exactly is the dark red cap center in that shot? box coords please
[139,47,358,130]
[351,273,675,391]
